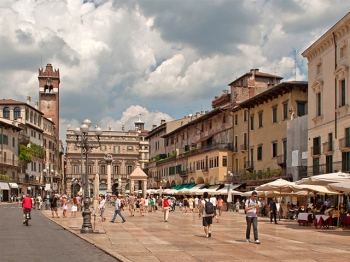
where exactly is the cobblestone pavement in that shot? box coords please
[42,205,350,262]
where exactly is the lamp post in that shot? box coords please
[74,119,103,234]
[159,179,166,197]
[43,167,54,192]
[223,171,233,211]
[118,178,122,195]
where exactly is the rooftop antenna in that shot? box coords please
[294,49,297,81]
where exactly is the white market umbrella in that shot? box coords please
[296,172,350,185]
[241,191,265,197]
[328,181,350,227]
[328,181,350,194]
[255,178,294,194]
[289,184,338,195]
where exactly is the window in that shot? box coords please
[25,109,29,120]
[113,165,120,175]
[4,152,7,162]
[313,137,321,155]
[243,133,247,149]
[101,145,106,151]
[223,114,226,123]
[3,107,10,119]
[316,93,322,117]
[30,111,33,122]
[34,113,37,125]
[88,165,93,174]
[258,112,263,128]
[340,79,346,107]
[114,146,120,153]
[326,155,333,173]
[342,152,350,172]
[235,158,238,174]
[72,165,79,174]
[14,107,21,119]
[297,102,306,117]
[328,133,333,151]
[250,115,254,130]
[127,146,133,151]
[313,158,320,175]
[244,111,247,122]
[257,145,262,161]
[243,156,246,169]
[222,156,227,167]
[127,165,133,175]
[12,137,15,147]
[100,165,106,175]
[272,142,277,158]
[283,103,288,119]
[234,136,238,151]
[235,114,238,125]
[272,107,277,123]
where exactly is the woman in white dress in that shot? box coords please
[69,196,78,218]
[99,195,106,222]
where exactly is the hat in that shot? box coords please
[118,194,122,197]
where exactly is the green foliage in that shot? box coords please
[30,142,44,159]
[19,145,32,163]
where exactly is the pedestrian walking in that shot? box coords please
[199,192,214,238]
[269,197,278,224]
[162,196,170,222]
[210,194,219,222]
[36,195,43,210]
[99,195,106,222]
[245,191,260,244]
[49,193,60,218]
[69,196,78,218]
[128,193,135,217]
[110,195,126,223]
[139,197,145,216]
[62,197,68,218]
[217,196,223,216]
[235,199,240,213]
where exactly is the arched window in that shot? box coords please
[14,107,21,119]
[30,111,33,122]
[25,109,29,120]
[12,137,15,147]
[3,107,10,119]
[34,113,37,125]
[38,116,41,126]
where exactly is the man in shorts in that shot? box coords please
[245,191,260,244]
[49,193,59,218]
[128,193,135,217]
[199,192,214,238]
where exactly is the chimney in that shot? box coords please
[27,94,31,105]
[152,124,157,130]
[34,100,39,109]
[161,119,166,125]
[249,87,255,98]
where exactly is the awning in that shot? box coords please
[193,134,213,144]
[0,182,10,190]
[9,183,19,189]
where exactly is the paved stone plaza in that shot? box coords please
[42,205,350,262]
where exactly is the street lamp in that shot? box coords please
[43,167,55,192]
[159,179,166,197]
[74,119,103,234]
[118,178,122,195]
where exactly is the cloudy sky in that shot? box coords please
[1,0,349,142]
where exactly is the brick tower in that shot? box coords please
[38,64,60,129]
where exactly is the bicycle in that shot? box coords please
[107,200,115,208]
[23,208,31,226]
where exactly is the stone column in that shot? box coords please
[134,181,139,195]
[130,180,135,195]
[104,153,113,195]
[142,180,147,198]
[121,180,126,196]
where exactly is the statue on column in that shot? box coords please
[104,153,113,195]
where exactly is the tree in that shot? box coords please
[19,145,32,164]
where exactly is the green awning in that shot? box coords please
[185,183,196,189]
[178,184,188,190]
[171,184,183,190]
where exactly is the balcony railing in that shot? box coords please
[18,133,30,145]
[339,137,350,151]
[323,142,334,154]
[232,146,238,153]
[179,170,189,178]
[277,154,286,166]
[307,161,346,176]
[240,144,248,152]
[311,145,321,156]
[17,177,42,185]
[0,157,20,167]
[178,143,232,158]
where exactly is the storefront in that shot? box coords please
[0,181,10,202]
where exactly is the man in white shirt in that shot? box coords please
[210,194,219,222]
[245,191,260,244]
[199,192,214,238]
[194,197,199,213]
[110,195,126,223]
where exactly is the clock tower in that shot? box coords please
[38,63,60,130]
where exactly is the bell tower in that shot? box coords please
[38,63,60,129]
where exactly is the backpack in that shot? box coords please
[120,200,124,209]
[204,199,214,215]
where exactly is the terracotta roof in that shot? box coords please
[228,70,283,86]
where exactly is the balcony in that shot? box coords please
[246,161,254,172]
[277,154,286,167]
[311,145,321,157]
[307,161,344,176]
[179,170,189,178]
[0,157,20,167]
[323,142,334,155]
[17,177,42,185]
[232,145,238,154]
[240,144,248,152]
[18,133,30,145]
[178,143,232,158]
[339,137,350,152]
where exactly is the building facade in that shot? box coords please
[65,120,149,197]
[302,12,350,175]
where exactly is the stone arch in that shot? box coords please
[171,180,176,187]
[215,177,219,184]
[166,181,171,188]
[196,177,204,184]
[183,178,188,184]
[176,179,182,185]
[189,177,195,184]
[209,176,215,185]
